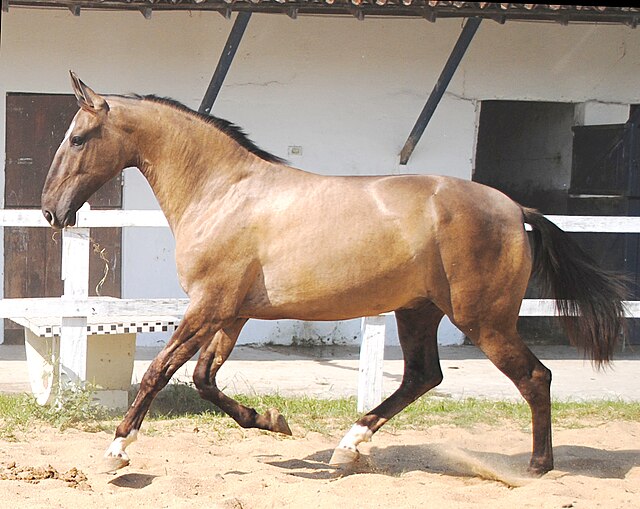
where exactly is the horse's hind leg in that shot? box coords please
[463,321,553,475]
[330,301,444,465]
[193,319,292,435]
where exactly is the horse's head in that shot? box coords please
[41,72,134,229]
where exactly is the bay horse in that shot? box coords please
[41,72,626,475]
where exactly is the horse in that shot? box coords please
[41,72,627,475]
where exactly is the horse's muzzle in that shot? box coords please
[42,208,76,229]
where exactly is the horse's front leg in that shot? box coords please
[193,319,292,435]
[104,309,219,470]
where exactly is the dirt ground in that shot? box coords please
[0,420,638,509]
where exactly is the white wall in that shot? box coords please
[2,9,640,346]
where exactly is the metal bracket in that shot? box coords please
[198,11,252,115]
[399,17,482,165]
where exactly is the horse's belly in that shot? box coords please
[238,176,446,320]
[239,259,432,321]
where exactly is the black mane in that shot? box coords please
[129,94,286,165]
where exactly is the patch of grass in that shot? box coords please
[2,382,639,440]
[388,398,533,431]
[550,399,640,428]
[0,385,113,439]
[144,387,640,435]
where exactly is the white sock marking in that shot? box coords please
[105,429,138,459]
[336,424,373,452]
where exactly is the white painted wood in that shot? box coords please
[519,299,560,317]
[1,210,640,232]
[546,215,640,233]
[0,209,49,227]
[59,316,89,383]
[11,314,182,337]
[61,226,90,299]
[75,208,169,228]
[0,208,168,228]
[6,298,640,322]
[59,224,90,385]
[0,297,190,319]
[357,315,386,412]
[24,329,58,405]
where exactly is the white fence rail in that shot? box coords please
[1,206,639,411]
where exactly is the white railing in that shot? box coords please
[1,205,639,411]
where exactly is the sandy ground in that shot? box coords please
[0,420,638,509]
[1,344,638,507]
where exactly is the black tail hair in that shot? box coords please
[523,207,628,367]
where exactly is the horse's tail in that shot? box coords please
[522,207,627,367]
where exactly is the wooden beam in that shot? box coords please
[399,17,482,165]
[6,209,640,233]
[0,208,169,227]
[357,315,386,412]
[59,227,90,385]
[198,11,252,115]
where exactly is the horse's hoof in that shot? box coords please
[329,446,359,467]
[527,460,553,477]
[265,408,292,436]
[102,455,130,472]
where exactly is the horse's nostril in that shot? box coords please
[43,210,54,226]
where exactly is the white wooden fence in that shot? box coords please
[0,205,639,411]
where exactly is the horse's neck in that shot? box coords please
[129,106,259,229]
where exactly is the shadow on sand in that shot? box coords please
[267,442,640,487]
[108,472,158,489]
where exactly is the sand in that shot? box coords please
[0,419,638,508]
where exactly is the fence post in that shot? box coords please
[59,204,90,388]
[357,315,386,412]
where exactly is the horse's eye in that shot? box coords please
[70,135,85,147]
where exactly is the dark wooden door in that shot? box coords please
[4,94,122,343]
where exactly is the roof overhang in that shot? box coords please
[3,2,640,26]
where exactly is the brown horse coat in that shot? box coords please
[41,73,626,475]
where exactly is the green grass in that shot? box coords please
[0,386,112,439]
[1,382,639,440]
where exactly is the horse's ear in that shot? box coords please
[69,71,110,114]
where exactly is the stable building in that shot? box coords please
[1,3,639,346]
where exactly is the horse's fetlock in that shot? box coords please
[235,407,259,429]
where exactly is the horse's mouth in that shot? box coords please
[62,209,78,228]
